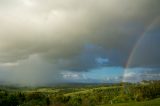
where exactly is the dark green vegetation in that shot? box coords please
[100,98,160,106]
[0,80,160,106]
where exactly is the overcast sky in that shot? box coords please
[0,0,160,86]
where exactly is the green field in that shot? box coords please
[0,81,160,106]
[100,98,160,106]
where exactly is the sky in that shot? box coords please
[0,0,160,86]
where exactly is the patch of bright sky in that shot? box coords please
[96,57,109,65]
[85,67,124,80]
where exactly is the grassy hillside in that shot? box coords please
[64,86,122,96]
[100,98,160,106]
[0,81,160,106]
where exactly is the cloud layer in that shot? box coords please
[0,0,160,85]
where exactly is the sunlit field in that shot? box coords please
[0,80,159,106]
[100,98,160,106]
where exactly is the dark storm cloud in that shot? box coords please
[127,19,160,68]
[0,0,160,85]
[56,44,109,71]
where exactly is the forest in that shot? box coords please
[0,80,160,106]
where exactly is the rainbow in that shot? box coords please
[123,16,160,82]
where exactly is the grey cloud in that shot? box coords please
[0,0,159,64]
[127,18,160,68]
[0,55,63,86]
[124,68,160,82]
[141,69,160,81]
[0,0,160,85]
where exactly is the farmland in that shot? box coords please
[0,81,160,106]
